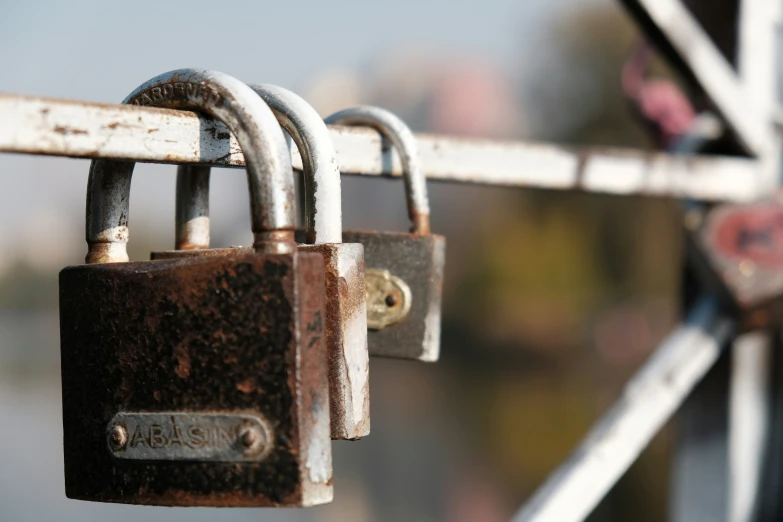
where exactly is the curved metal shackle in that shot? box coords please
[85,68,295,264]
[254,84,343,244]
[324,106,430,235]
[176,84,342,248]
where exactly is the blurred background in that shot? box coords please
[0,0,685,520]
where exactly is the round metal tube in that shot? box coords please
[176,85,342,247]
[253,84,342,245]
[175,164,210,250]
[85,68,295,263]
[324,106,430,235]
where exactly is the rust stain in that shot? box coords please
[53,125,88,136]
[237,378,255,393]
[410,210,431,236]
[59,253,330,506]
[298,242,369,439]
[174,344,190,379]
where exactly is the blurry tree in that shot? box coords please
[441,4,684,522]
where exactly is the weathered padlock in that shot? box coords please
[153,84,371,440]
[690,202,783,331]
[59,69,332,507]
[325,107,446,362]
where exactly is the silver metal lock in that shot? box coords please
[153,84,371,440]
[63,68,333,507]
[325,106,446,362]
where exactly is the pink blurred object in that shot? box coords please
[622,41,696,148]
[429,61,523,138]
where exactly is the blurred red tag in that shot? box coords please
[699,203,783,328]
[710,205,783,268]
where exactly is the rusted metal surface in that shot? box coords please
[298,242,370,440]
[59,253,332,506]
[152,247,248,259]
[171,85,370,440]
[325,106,431,235]
[175,165,210,250]
[691,202,783,330]
[365,269,412,329]
[152,242,372,440]
[0,93,767,202]
[85,69,294,264]
[343,231,445,362]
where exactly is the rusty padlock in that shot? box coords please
[325,107,446,362]
[154,84,371,440]
[59,69,332,507]
[690,201,783,331]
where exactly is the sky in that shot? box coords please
[0,0,599,270]
[0,0,574,101]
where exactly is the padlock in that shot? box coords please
[689,202,783,331]
[59,69,333,507]
[325,107,446,362]
[153,84,371,440]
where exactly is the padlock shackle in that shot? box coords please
[254,84,343,245]
[324,106,431,236]
[85,69,296,264]
[175,85,343,248]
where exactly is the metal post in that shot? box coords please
[728,332,772,522]
[725,3,780,520]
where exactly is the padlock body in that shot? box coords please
[342,230,446,361]
[692,203,783,331]
[298,242,370,439]
[152,242,372,440]
[59,253,332,507]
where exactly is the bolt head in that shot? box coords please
[108,425,128,451]
[238,425,265,456]
[241,428,258,447]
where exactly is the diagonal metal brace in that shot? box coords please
[512,296,735,522]
[619,0,770,157]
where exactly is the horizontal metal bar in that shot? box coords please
[513,296,735,522]
[0,93,766,202]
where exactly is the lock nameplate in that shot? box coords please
[107,412,273,462]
